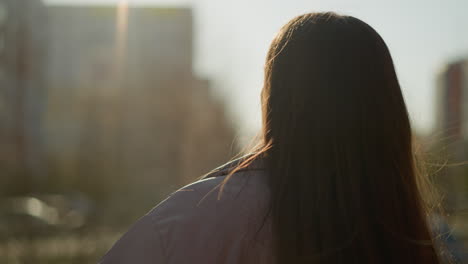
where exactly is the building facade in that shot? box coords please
[434,59,468,210]
[0,0,48,194]
[45,5,236,217]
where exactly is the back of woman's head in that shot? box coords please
[255,12,441,263]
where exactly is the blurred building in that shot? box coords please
[45,6,193,150]
[45,5,236,218]
[434,58,468,210]
[0,0,48,194]
[435,59,468,140]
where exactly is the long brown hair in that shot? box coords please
[226,12,442,263]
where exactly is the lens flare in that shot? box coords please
[114,0,129,89]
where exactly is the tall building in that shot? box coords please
[434,58,468,210]
[45,6,194,151]
[0,0,48,194]
[435,59,468,140]
[44,5,236,216]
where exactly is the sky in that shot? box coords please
[45,0,468,139]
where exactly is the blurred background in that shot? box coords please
[0,0,467,263]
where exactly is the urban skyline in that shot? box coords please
[44,0,468,138]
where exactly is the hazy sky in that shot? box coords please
[45,0,468,138]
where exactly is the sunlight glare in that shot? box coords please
[112,0,129,93]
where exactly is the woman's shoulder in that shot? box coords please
[147,163,269,227]
[99,159,271,264]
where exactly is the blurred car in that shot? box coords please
[0,193,94,239]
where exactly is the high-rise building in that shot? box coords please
[434,58,468,210]
[0,0,48,193]
[45,6,194,151]
[44,5,235,215]
[435,59,468,140]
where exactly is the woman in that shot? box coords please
[100,12,444,264]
